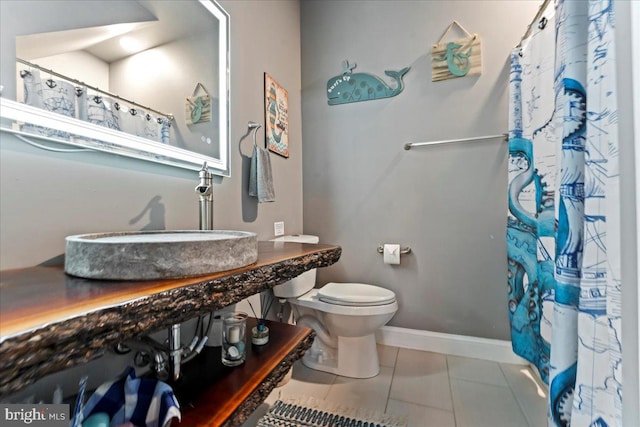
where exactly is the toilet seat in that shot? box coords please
[317,282,396,306]
[292,289,398,316]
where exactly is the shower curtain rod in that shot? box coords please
[16,57,174,120]
[403,133,508,150]
[515,0,552,49]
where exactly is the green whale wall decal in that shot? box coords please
[327,60,410,106]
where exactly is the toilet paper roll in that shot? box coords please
[383,244,401,265]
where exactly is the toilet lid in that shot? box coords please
[318,282,396,306]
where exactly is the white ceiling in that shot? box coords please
[16,0,216,64]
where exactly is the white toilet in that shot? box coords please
[272,235,398,378]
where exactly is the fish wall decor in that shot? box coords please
[326,60,410,106]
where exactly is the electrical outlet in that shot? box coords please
[274,221,285,237]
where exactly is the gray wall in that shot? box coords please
[0,0,303,270]
[301,0,540,340]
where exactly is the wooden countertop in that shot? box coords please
[0,241,341,397]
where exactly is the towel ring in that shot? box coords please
[248,121,262,147]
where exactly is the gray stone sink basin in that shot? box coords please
[64,230,258,280]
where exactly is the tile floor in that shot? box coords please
[242,345,548,427]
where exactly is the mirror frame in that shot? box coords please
[0,0,230,176]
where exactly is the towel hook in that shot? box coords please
[248,121,262,147]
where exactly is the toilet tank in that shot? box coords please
[271,235,319,298]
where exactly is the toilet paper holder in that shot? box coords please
[377,245,412,255]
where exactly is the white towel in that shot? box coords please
[249,145,276,203]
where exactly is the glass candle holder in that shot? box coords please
[251,324,269,345]
[221,312,247,366]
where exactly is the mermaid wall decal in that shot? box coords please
[431,21,481,82]
[433,41,472,77]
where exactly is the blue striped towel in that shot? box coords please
[76,367,180,427]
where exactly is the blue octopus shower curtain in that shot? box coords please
[507,0,622,426]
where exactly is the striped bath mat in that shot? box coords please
[257,398,407,427]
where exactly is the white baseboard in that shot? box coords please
[375,326,528,365]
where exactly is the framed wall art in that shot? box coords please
[264,73,289,158]
[431,21,482,82]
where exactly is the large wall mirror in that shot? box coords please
[0,0,230,176]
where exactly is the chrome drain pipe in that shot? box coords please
[168,324,182,382]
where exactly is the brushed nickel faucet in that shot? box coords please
[196,162,214,231]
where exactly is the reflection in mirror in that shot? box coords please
[0,0,230,175]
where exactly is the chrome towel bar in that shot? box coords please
[404,133,508,150]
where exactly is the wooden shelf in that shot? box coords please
[0,241,341,397]
[173,318,314,427]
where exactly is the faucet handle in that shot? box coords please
[199,161,212,177]
[196,161,213,195]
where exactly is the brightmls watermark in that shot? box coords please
[0,404,69,426]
